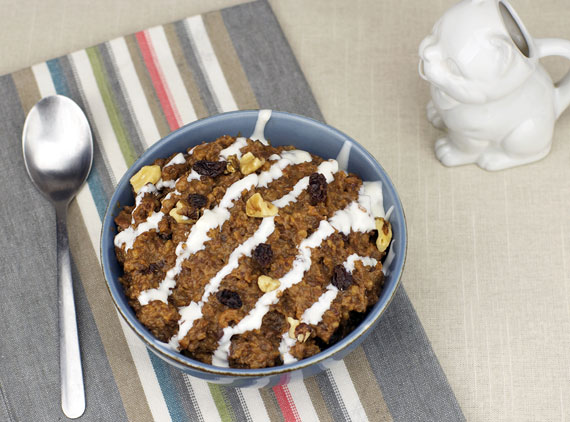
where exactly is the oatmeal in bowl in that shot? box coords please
[101,110,405,386]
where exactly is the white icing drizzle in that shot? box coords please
[156,179,176,190]
[115,183,161,250]
[382,240,396,276]
[362,181,385,218]
[303,254,377,325]
[187,169,201,182]
[272,160,338,208]
[385,205,394,221]
[165,152,186,167]
[301,284,339,326]
[279,333,297,364]
[329,201,375,235]
[258,150,311,188]
[131,183,158,223]
[344,253,378,273]
[220,137,248,159]
[138,174,259,305]
[115,211,165,252]
[336,140,351,171]
[156,153,187,190]
[269,154,281,161]
[250,109,272,145]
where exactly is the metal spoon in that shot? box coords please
[22,95,92,419]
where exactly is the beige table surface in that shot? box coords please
[1,0,569,420]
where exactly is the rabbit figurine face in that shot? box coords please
[419,0,570,171]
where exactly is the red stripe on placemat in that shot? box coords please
[273,385,301,422]
[135,30,181,131]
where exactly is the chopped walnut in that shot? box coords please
[375,217,392,252]
[239,152,265,175]
[287,317,300,340]
[130,165,161,193]
[295,323,312,343]
[257,275,280,293]
[225,155,239,174]
[246,193,278,218]
[169,201,194,224]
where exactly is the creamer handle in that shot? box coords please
[535,38,570,118]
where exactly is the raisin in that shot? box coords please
[187,193,207,208]
[158,232,172,241]
[216,289,242,309]
[307,173,327,205]
[141,261,165,274]
[193,160,226,177]
[253,243,273,267]
[331,265,353,290]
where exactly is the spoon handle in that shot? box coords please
[56,202,86,419]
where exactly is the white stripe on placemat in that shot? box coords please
[328,360,369,422]
[75,186,101,258]
[70,49,127,184]
[184,15,238,112]
[286,379,320,421]
[108,36,161,148]
[31,63,57,97]
[146,25,198,126]
[183,375,222,422]
[117,317,173,422]
[238,388,271,422]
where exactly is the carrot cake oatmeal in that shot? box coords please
[113,111,393,368]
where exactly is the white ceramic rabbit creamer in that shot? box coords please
[419,0,570,171]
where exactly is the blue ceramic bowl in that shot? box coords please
[101,110,406,388]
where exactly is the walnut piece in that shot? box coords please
[375,217,392,252]
[225,155,239,174]
[246,193,278,218]
[295,323,312,343]
[239,152,265,175]
[169,201,193,224]
[287,317,300,340]
[130,165,161,193]
[257,275,280,293]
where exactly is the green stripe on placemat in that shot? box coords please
[0,0,465,421]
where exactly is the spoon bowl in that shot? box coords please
[23,95,93,203]
[22,94,93,419]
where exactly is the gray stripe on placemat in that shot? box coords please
[221,386,250,422]
[166,364,203,422]
[362,286,465,422]
[221,0,324,121]
[173,20,220,116]
[314,370,353,422]
[0,74,127,422]
[98,42,146,158]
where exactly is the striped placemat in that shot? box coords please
[0,0,464,420]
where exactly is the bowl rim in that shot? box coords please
[100,109,407,377]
